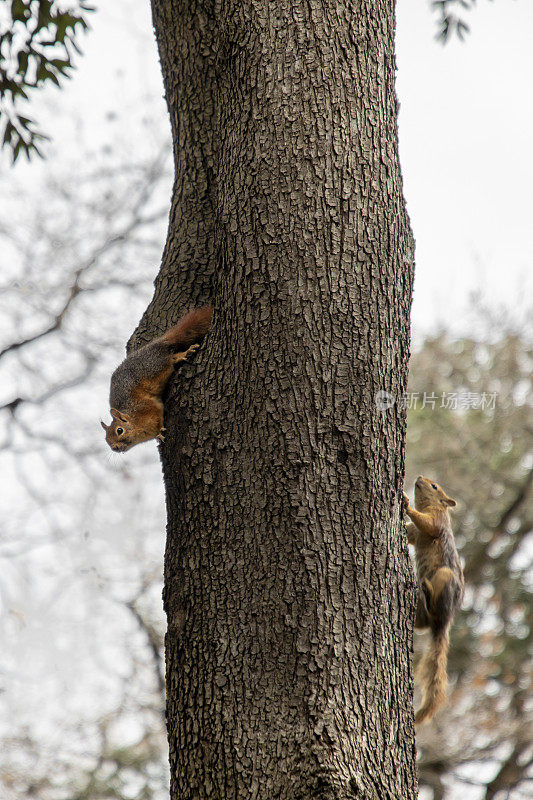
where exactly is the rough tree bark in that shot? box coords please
[135,0,416,797]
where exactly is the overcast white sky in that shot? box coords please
[396,0,533,334]
[5,0,533,338]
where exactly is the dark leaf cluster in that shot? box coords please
[432,0,482,42]
[0,0,93,162]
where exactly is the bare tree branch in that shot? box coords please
[125,598,165,703]
[485,743,533,800]
[491,468,533,539]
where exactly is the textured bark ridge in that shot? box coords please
[145,0,417,797]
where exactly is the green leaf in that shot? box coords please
[2,121,14,146]
[17,49,29,77]
[36,0,54,31]
[12,139,23,163]
[11,0,30,23]
[50,58,72,72]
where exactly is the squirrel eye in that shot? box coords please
[431,483,437,490]
[116,427,124,436]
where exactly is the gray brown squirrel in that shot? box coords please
[403,476,465,725]
[101,306,213,452]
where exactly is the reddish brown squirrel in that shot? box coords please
[403,477,464,725]
[101,307,213,452]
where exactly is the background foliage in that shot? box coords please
[0,0,92,161]
[0,0,479,162]
[0,139,531,798]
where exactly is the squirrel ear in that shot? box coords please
[101,420,109,431]
[111,408,130,423]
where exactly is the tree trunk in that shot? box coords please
[139,0,417,797]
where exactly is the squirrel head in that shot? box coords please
[414,476,457,512]
[101,408,138,452]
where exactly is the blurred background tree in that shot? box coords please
[0,134,172,800]
[406,328,533,800]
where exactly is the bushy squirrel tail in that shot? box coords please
[160,306,213,351]
[415,626,449,725]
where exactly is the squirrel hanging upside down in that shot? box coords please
[101,306,213,452]
[403,476,465,725]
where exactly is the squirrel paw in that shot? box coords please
[185,343,200,358]
[402,492,410,510]
[172,344,200,365]
[156,432,165,442]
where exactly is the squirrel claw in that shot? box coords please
[156,433,165,442]
[185,343,200,358]
[173,344,200,365]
